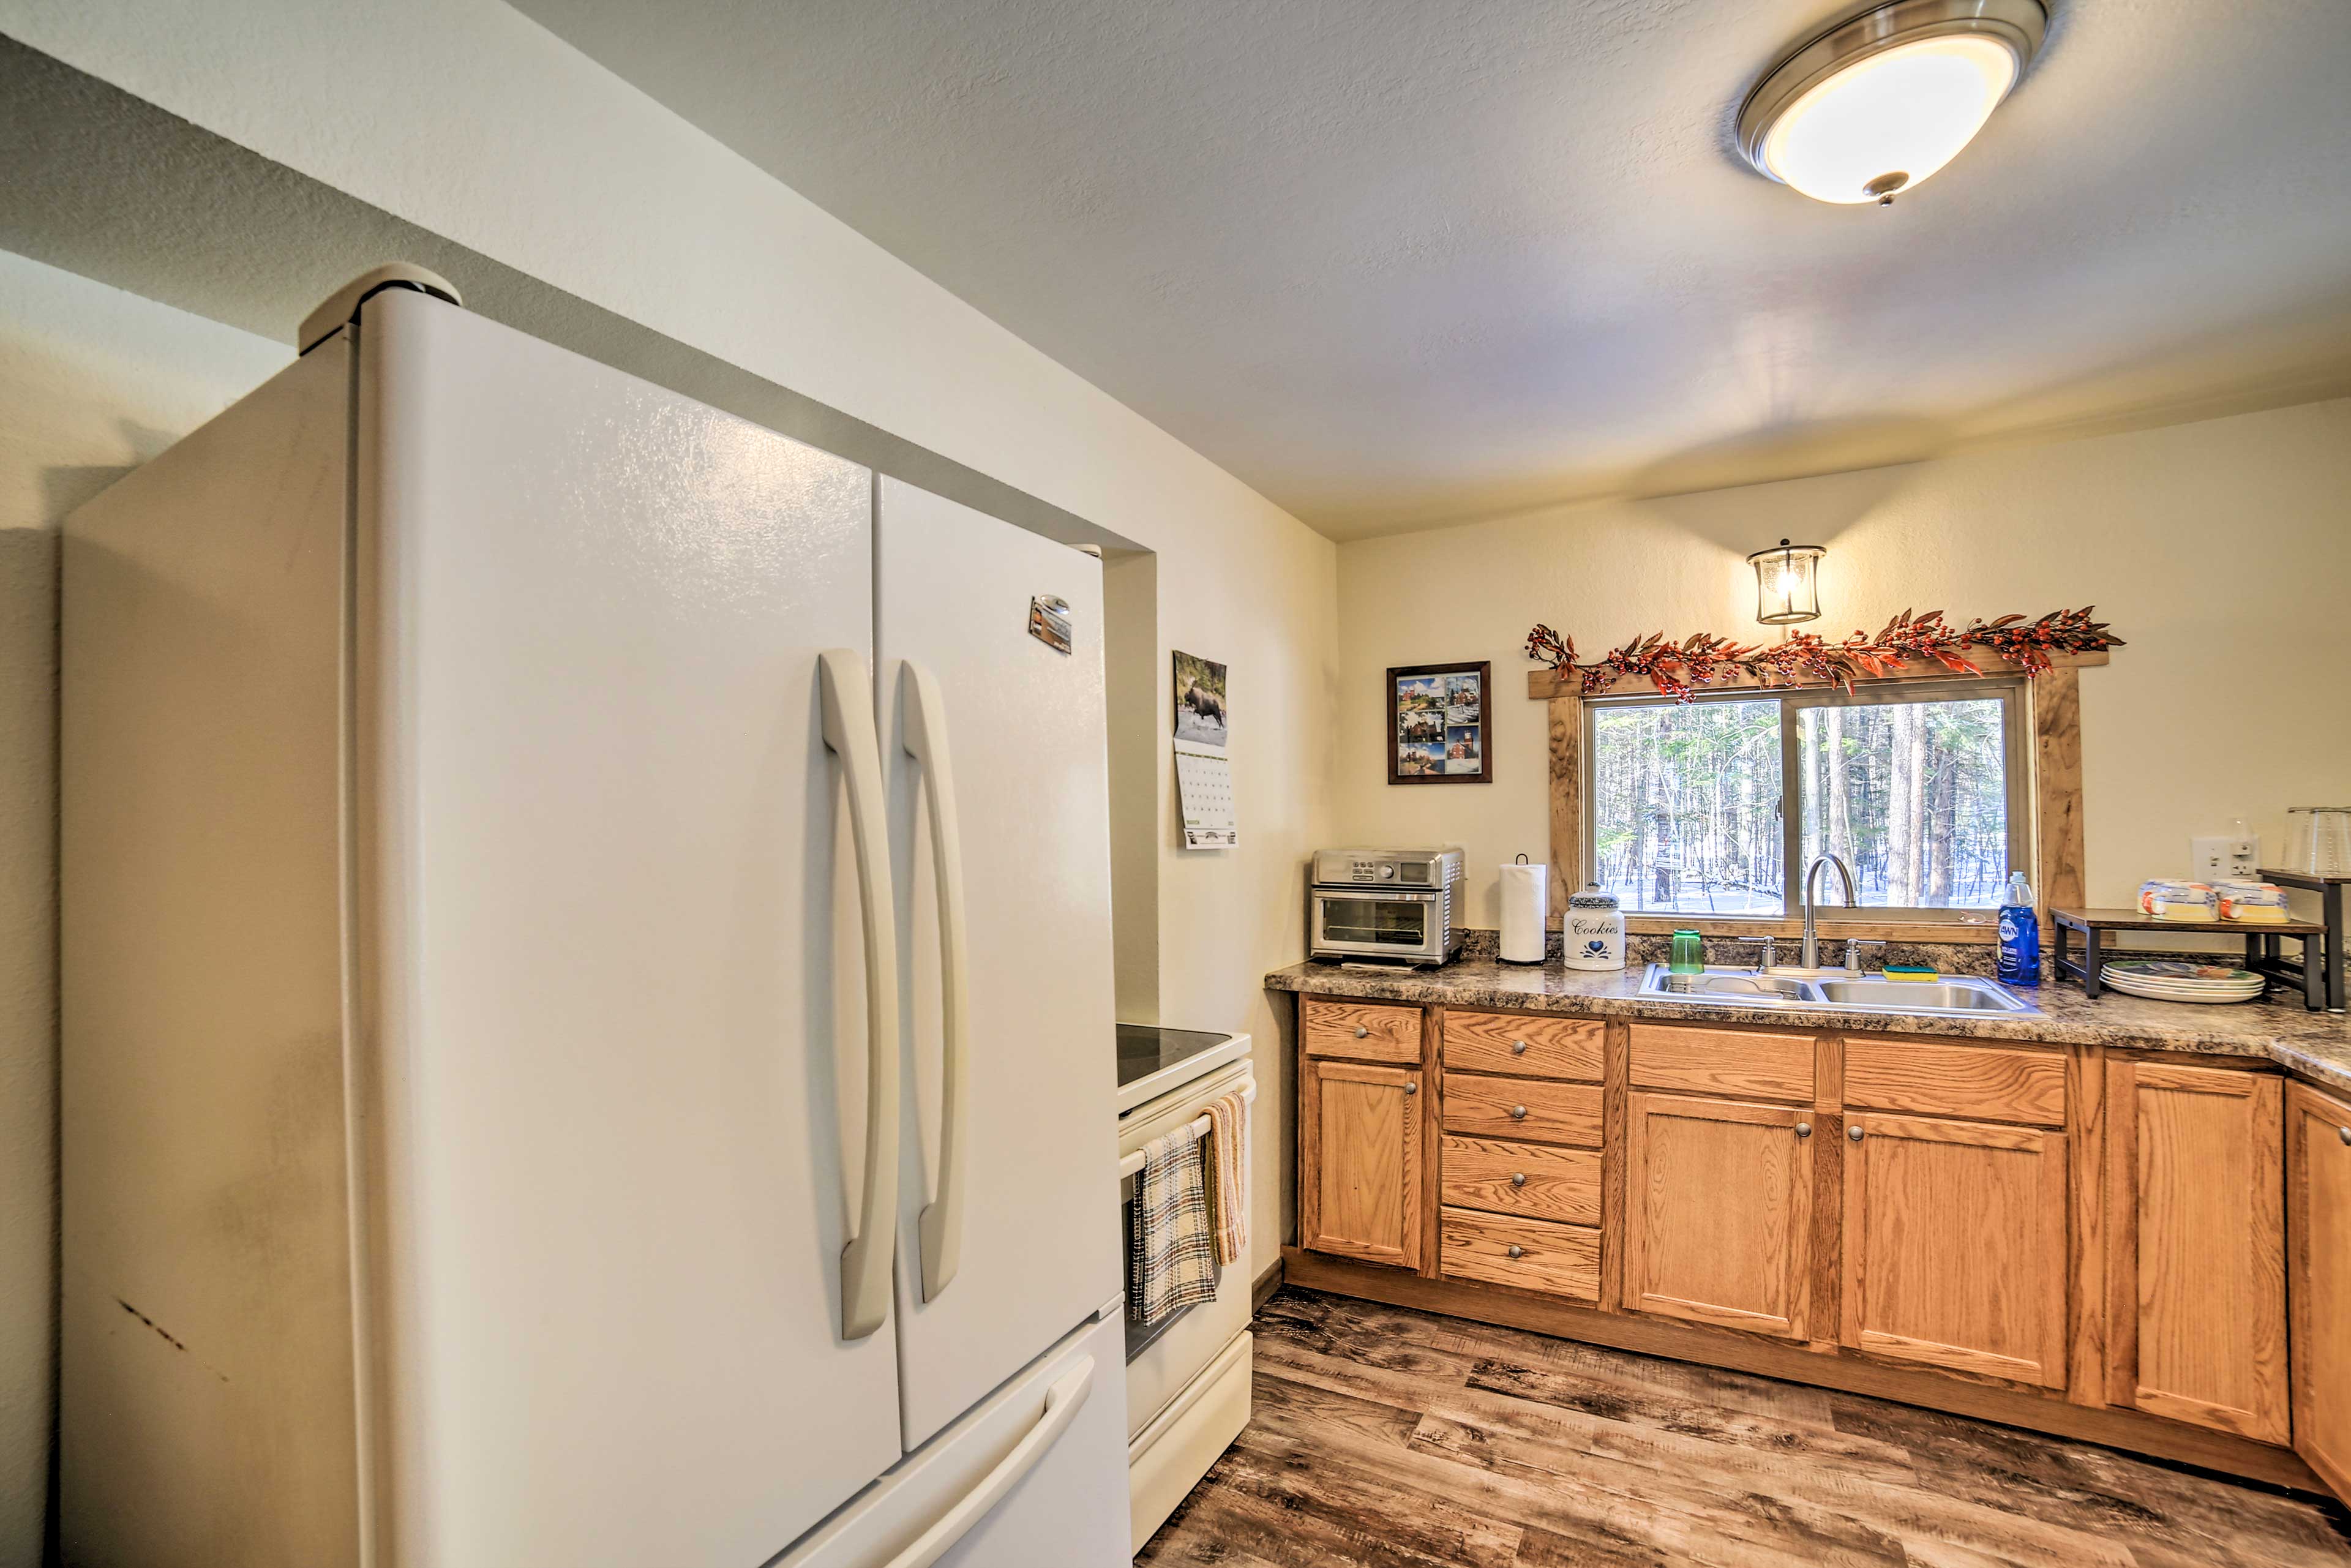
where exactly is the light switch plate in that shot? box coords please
[2191,835,2259,882]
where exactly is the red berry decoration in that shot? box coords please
[1525,608,2120,702]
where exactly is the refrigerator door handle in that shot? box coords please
[878,1355,1095,1568]
[820,649,902,1341]
[899,661,970,1302]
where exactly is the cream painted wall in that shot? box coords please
[1333,397,2351,934]
[0,249,288,1568]
[1,6,1337,1551]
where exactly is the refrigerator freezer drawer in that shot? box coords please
[776,1314,1130,1568]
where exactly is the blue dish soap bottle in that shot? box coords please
[1997,871,2041,986]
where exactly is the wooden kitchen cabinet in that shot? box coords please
[1302,996,1422,1064]
[2288,1079,2351,1501]
[1441,1072,1603,1147]
[1440,1207,1600,1300]
[1444,1009,1603,1081]
[1622,1092,1814,1338]
[1299,1055,1422,1270]
[1286,988,2338,1490]
[2106,1061,2288,1442]
[1842,1111,2068,1388]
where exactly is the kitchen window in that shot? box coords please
[1585,680,2029,921]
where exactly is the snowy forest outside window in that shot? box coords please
[1585,680,2029,920]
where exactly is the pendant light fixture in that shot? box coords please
[1749,539,1826,625]
[1739,0,2046,206]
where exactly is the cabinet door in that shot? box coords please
[2289,1081,2351,1501]
[2107,1062,2288,1441]
[1842,1112,2068,1388]
[1622,1093,1813,1337]
[1300,1058,1422,1269]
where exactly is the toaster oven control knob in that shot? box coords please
[1510,1172,1528,1187]
[1506,1245,1525,1259]
[1510,1039,1529,1055]
[1510,1105,1528,1120]
[1377,863,1396,880]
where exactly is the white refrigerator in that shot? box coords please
[60,283,1130,1567]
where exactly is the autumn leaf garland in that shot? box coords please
[1525,609,2124,701]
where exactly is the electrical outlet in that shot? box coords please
[2191,835,2259,882]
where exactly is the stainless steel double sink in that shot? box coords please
[1636,964,2041,1018]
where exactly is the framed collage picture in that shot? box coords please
[1388,661,1490,784]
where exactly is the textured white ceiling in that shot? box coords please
[511,0,2351,539]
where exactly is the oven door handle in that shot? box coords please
[1116,1082,1257,1180]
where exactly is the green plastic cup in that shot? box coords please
[1669,929,1704,973]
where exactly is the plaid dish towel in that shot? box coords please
[1201,1089,1249,1269]
[1130,1123,1218,1325]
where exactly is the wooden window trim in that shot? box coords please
[1531,651,2099,937]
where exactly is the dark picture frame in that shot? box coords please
[1388,661,1491,784]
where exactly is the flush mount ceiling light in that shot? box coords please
[1739,0,2047,206]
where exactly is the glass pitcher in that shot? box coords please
[2284,807,2351,876]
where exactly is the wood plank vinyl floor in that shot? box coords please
[1138,1288,2351,1568]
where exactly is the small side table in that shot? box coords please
[2050,906,2330,1010]
[2258,868,2348,1013]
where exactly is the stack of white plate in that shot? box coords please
[2102,960,2268,1005]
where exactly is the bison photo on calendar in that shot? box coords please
[1172,650,1228,748]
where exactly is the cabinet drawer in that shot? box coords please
[1445,1010,1603,1081]
[1630,1022,1815,1102]
[1441,1136,1600,1225]
[1442,1073,1603,1146]
[1846,1039,2066,1127]
[1303,997,1423,1063]
[1441,1207,1600,1301]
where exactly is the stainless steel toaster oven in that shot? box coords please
[1308,847,1466,966]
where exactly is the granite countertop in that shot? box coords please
[1264,957,2351,1096]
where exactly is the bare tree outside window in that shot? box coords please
[1589,685,2023,920]
[1591,700,1783,915]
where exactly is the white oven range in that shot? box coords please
[1114,1024,1256,1551]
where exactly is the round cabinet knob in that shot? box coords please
[1511,1040,1529,1056]
[1510,1105,1529,1120]
[1795,1122,1812,1139]
[1510,1172,1529,1187]
[1353,1025,1368,1039]
[1849,1125,1866,1142]
[1506,1245,1525,1259]
[2339,1125,2350,1147]
[1405,1081,1419,1096]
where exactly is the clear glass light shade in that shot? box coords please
[1759,35,2020,204]
[1749,539,1825,625]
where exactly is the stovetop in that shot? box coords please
[1116,1022,1231,1088]
[1115,1022,1251,1114]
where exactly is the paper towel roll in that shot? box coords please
[1499,861,1548,964]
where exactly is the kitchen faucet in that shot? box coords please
[1801,853,1857,970]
